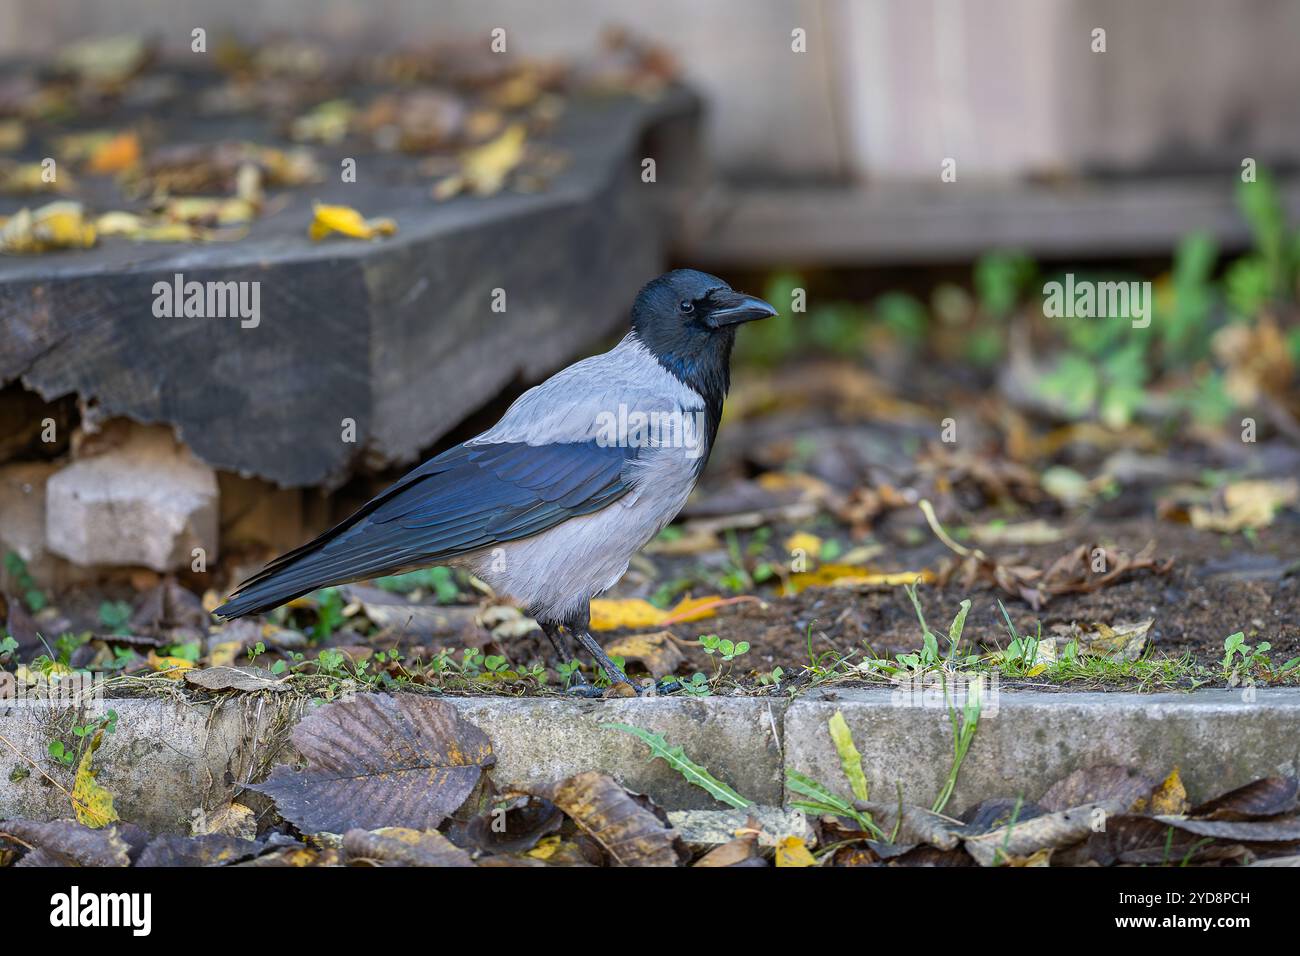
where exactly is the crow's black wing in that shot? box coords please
[215,440,636,617]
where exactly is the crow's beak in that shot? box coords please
[707,291,779,328]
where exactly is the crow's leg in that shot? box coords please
[563,607,680,698]
[540,620,589,690]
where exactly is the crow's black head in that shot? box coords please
[630,269,777,413]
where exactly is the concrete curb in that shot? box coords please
[3,688,1297,833]
[786,688,1300,817]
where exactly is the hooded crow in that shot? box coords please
[215,269,778,694]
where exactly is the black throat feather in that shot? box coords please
[630,323,734,458]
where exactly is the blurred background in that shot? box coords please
[1,1,1298,686]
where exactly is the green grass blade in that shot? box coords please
[602,723,752,809]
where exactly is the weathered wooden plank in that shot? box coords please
[683,177,1300,267]
[0,87,700,487]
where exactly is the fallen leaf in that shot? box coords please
[342,827,475,867]
[1145,768,1190,816]
[0,200,96,254]
[1039,765,1157,814]
[694,831,758,867]
[784,531,823,559]
[774,835,817,867]
[789,565,933,593]
[602,630,685,678]
[447,795,563,856]
[137,833,267,866]
[193,801,257,840]
[207,640,244,667]
[145,650,195,677]
[969,519,1063,547]
[1053,619,1153,663]
[644,527,721,556]
[854,802,962,849]
[250,693,493,834]
[0,160,70,195]
[963,803,1105,866]
[1190,777,1299,821]
[542,771,683,867]
[86,130,140,174]
[590,593,726,631]
[308,201,397,241]
[56,34,150,86]
[72,729,118,828]
[0,119,25,152]
[0,820,131,867]
[1190,480,1299,533]
[184,665,286,692]
[452,123,526,197]
[1081,814,1244,866]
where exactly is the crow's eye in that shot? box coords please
[679,300,695,315]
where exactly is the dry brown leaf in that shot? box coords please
[342,827,475,867]
[250,694,493,834]
[963,803,1105,866]
[694,832,758,867]
[184,665,286,693]
[1189,479,1299,533]
[1052,619,1153,663]
[194,801,257,840]
[543,771,683,867]
[1190,777,1299,821]
[0,820,131,867]
[1039,765,1157,814]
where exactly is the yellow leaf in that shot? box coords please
[163,195,258,226]
[1,201,95,254]
[590,598,665,631]
[146,650,196,677]
[774,836,816,867]
[784,532,823,560]
[1005,847,1053,866]
[660,594,728,625]
[72,730,118,829]
[1149,768,1188,815]
[827,710,869,802]
[308,201,397,241]
[789,565,933,593]
[207,640,243,668]
[527,835,561,860]
[590,594,725,631]
[0,160,70,195]
[756,471,834,500]
[460,123,526,196]
[603,630,685,678]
